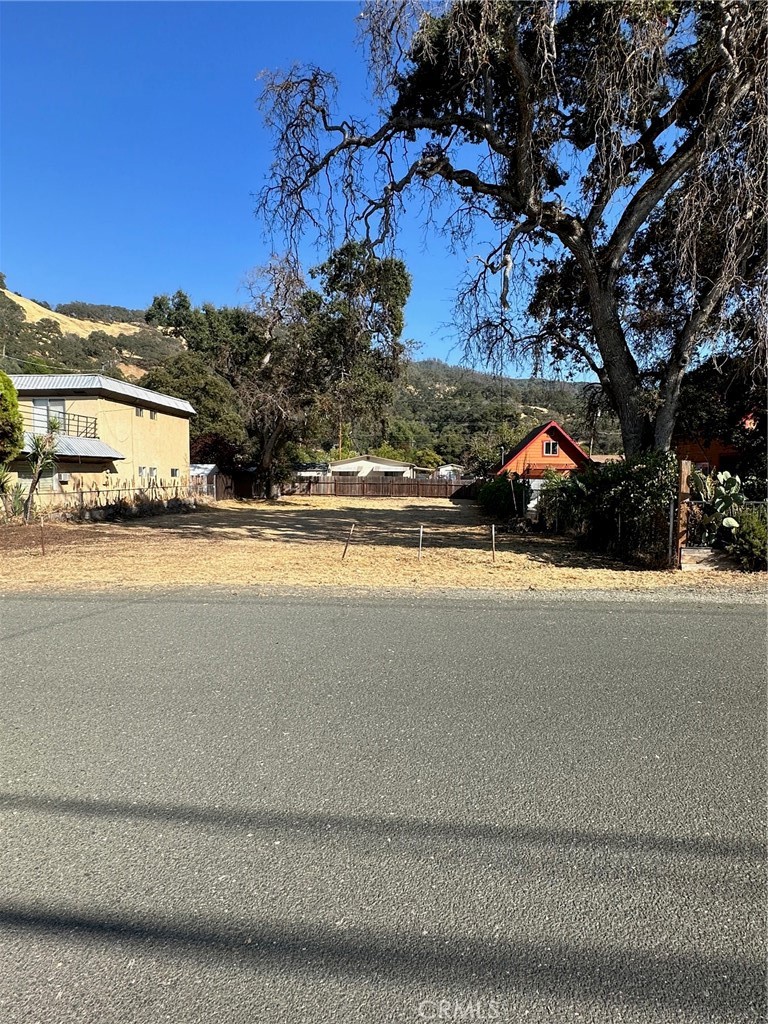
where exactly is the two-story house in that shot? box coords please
[7,374,195,495]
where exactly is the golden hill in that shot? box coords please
[1,290,143,339]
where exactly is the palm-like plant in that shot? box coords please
[23,431,59,524]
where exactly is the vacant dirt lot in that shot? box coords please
[0,495,761,594]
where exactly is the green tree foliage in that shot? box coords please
[145,244,411,495]
[539,451,678,566]
[141,352,247,450]
[727,506,768,572]
[0,370,24,463]
[478,474,531,521]
[676,355,767,484]
[259,1,766,457]
[56,301,146,324]
[0,290,26,361]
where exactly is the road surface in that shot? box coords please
[0,590,765,1023]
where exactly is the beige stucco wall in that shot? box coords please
[9,394,191,495]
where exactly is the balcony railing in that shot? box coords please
[22,411,99,439]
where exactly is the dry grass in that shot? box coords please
[1,289,142,340]
[0,495,762,594]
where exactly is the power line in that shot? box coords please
[0,353,122,375]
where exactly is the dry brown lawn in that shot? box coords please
[0,495,762,594]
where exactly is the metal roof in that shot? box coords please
[330,454,416,469]
[8,374,195,416]
[20,432,125,461]
[190,463,218,475]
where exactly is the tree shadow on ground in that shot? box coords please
[1,902,763,1017]
[115,499,496,551]
[1,791,764,1016]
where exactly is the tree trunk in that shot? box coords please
[584,280,653,457]
[654,363,687,452]
[23,468,43,524]
[257,422,285,499]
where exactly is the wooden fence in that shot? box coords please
[296,478,481,499]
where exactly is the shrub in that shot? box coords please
[538,452,678,567]
[0,371,24,463]
[687,469,744,546]
[727,506,768,572]
[477,473,530,520]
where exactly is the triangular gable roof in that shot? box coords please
[495,420,590,475]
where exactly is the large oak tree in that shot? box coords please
[257,0,766,455]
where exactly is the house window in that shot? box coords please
[148,467,157,479]
[150,410,157,420]
[138,466,147,477]
[135,407,144,417]
[32,398,66,432]
[170,468,179,478]
[544,440,559,456]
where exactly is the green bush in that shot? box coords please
[538,452,678,567]
[727,506,768,572]
[477,473,530,520]
[0,371,24,463]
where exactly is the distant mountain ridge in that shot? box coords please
[0,288,183,379]
[0,285,622,456]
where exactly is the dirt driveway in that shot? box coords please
[0,495,759,594]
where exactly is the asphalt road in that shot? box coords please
[0,590,765,1024]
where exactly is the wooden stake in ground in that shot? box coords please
[491,523,496,563]
[418,524,424,560]
[39,517,46,557]
[341,522,355,560]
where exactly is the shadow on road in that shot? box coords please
[2,791,764,1014]
[0,901,763,1017]
[0,790,763,860]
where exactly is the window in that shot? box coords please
[135,407,144,417]
[32,398,66,432]
[148,467,157,479]
[544,440,559,456]
[170,468,179,478]
[150,410,158,420]
[16,467,55,491]
[138,466,147,477]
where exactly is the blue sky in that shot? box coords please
[1,0,489,363]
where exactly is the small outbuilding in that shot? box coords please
[328,455,432,479]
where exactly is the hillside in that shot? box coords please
[0,288,183,378]
[0,286,622,459]
[383,359,622,459]
[1,290,143,340]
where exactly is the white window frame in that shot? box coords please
[544,440,560,456]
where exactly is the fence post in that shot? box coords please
[675,459,693,568]
[341,522,355,560]
[419,524,423,560]
[491,523,496,562]
[667,498,676,567]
